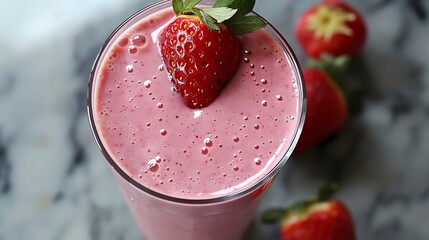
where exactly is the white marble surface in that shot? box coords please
[1,0,429,239]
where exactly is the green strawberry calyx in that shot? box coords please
[261,182,340,224]
[172,0,267,35]
[307,53,368,115]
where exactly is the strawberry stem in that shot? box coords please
[181,9,195,15]
[317,182,340,201]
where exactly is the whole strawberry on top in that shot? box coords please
[158,0,266,108]
[296,0,367,59]
[262,183,356,240]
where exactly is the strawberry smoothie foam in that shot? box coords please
[89,2,304,239]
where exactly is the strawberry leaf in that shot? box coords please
[173,0,185,14]
[184,0,201,10]
[202,7,237,23]
[235,0,256,16]
[260,208,287,224]
[174,0,264,34]
[307,54,351,84]
[226,15,266,35]
[192,8,220,31]
[215,0,255,16]
[213,0,235,8]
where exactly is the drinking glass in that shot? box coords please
[88,1,306,239]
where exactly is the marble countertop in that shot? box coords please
[1,0,429,239]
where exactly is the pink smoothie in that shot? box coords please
[90,2,304,239]
[93,7,301,200]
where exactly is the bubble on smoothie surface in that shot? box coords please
[160,129,167,136]
[294,88,299,96]
[144,80,151,88]
[130,34,147,46]
[118,37,129,47]
[204,137,213,147]
[128,46,138,54]
[126,65,134,73]
[148,159,159,172]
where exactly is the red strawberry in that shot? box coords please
[281,201,356,240]
[159,16,241,108]
[262,183,356,240]
[296,0,367,59]
[158,0,266,108]
[295,68,347,153]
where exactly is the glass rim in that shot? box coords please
[87,0,307,205]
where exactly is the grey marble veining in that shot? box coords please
[1,0,429,239]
